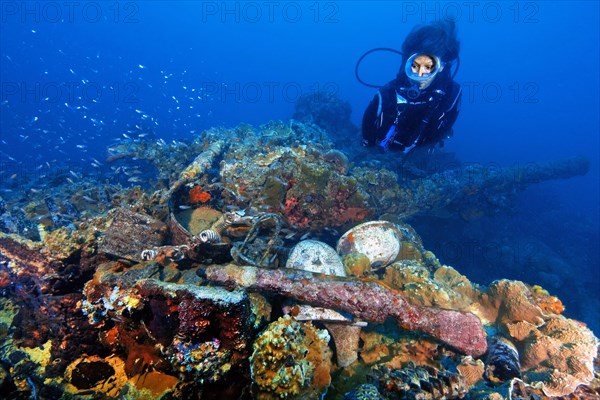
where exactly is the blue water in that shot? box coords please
[1,2,599,331]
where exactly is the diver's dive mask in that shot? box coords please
[404,53,443,92]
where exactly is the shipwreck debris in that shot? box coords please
[99,208,168,262]
[202,264,488,357]
[162,139,227,203]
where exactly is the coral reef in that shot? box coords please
[82,264,255,387]
[0,120,589,239]
[0,114,597,399]
[378,264,599,397]
[518,316,598,396]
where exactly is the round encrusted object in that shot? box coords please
[286,240,346,277]
[336,220,402,268]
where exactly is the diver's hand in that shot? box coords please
[403,144,416,154]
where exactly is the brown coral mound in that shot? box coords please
[487,280,546,326]
[520,317,598,396]
[486,280,598,397]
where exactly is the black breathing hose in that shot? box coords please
[354,47,404,88]
[355,47,460,88]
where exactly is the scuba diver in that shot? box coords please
[360,20,462,155]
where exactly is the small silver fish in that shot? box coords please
[299,232,310,240]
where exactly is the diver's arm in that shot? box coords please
[439,83,462,137]
[419,82,462,147]
[361,82,398,146]
[361,93,381,146]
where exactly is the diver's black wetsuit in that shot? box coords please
[362,68,461,153]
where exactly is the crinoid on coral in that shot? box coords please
[250,315,332,399]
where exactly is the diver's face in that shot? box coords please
[411,55,435,77]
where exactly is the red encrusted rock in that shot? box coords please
[204,264,488,357]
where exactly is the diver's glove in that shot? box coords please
[378,125,397,152]
[403,143,417,154]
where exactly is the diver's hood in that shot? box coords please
[404,53,444,90]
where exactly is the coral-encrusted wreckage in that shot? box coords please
[0,94,598,399]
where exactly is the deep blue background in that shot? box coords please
[1,1,599,329]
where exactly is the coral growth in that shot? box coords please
[0,117,597,399]
[78,261,257,397]
[250,315,332,399]
[456,356,485,387]
[188,185,212,204]
[342,252,372,277]
[519,316,598,396]
[530,284,565,315]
